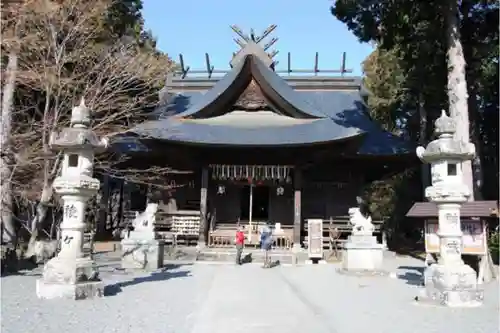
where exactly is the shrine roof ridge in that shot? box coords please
[165,74,363,92]
[174,25,354,83]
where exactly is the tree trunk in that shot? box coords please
[444,0,474,200]
[25,181,54,256]
[418,94,430,194]
[107,180,123,230]
[0,53,18,245]
[25,154,62,257]
[97,174,109,239]
[460,0,484,200]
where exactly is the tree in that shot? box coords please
[444,0,473,199]
[0,54,17,245]
[1,0,174,252]
[331,0,499,201]
[362,47,406,134]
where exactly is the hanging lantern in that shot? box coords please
[276,186,284,196]
[217,185,226,195]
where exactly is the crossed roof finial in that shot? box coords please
[230,25,278,57]
[229,25,279,68]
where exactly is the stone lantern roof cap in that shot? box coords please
[50,128,108,152]
[434,109,456,137]
[70,98,91,128]
[416,109,475,162]
[49,98,108,152]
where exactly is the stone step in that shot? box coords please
[196,250,296,265]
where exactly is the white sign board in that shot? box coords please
[425,219,487,255]
[307,219,324,259]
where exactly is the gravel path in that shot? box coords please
[1,254,498,333]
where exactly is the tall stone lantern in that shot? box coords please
[416,110,483,307]
[36,98,108,300]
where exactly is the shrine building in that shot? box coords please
[112,26,415,247]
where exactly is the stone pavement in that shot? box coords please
[1,254,498,333]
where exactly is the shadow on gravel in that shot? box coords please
[1,257,41,277]
[241,253,253,264]
[104,267,192,296]
[397,265,424,286]
[163,263,193,270]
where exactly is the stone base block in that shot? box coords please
[418,262,483,307]
[36,279,104,300]
[342,242,384,271]
[40,256,99,284]
[416,288,483,308]
[128,230,156,240]
[121,239,164,271]
[36,255,103,300]
[347,234,378,244]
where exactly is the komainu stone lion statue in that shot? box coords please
[132,203,158,232]
[348,207,374,236]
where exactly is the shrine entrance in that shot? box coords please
[240,185,269,221]
[208,164,296,247]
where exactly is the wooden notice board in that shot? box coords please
[424,219,487,255]
[307,219,323,259]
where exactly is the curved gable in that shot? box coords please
[175,55,325,119]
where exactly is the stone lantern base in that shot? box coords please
[418,262,483,307]
[36,256,104,300]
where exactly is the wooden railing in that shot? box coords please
[303,216,384,232]
[208,224,294,250]
[208,233,293,250]
[302,216,386,249]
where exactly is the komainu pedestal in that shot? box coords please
[121,237,165,271]
[342,235,384,271]
[341,208,384,273]
[121,203,165,271]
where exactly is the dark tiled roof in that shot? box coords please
[129,115,364,147]
[140,89,412,154]
[406,201,498,218]
[122,55,413,154]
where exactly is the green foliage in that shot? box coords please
[488,232,499,265]
[332,0,499,195]
[362,48,406,133]
[332,1,499,243]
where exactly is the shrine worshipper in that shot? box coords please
[235,225,245,265]
[260,223,273,268]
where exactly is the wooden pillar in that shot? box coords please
[199,167,209,245]
[122,181,132,213]
[293,168,302,247]
[97,174,109,238]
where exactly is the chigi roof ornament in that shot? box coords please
[230,25,278,68]
[175,25,353,78]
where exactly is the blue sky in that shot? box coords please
[142,0,373,76]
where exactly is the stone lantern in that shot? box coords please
[36,98,108,300]
[416,110,483,307]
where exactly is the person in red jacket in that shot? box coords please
[235,225,245,265]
